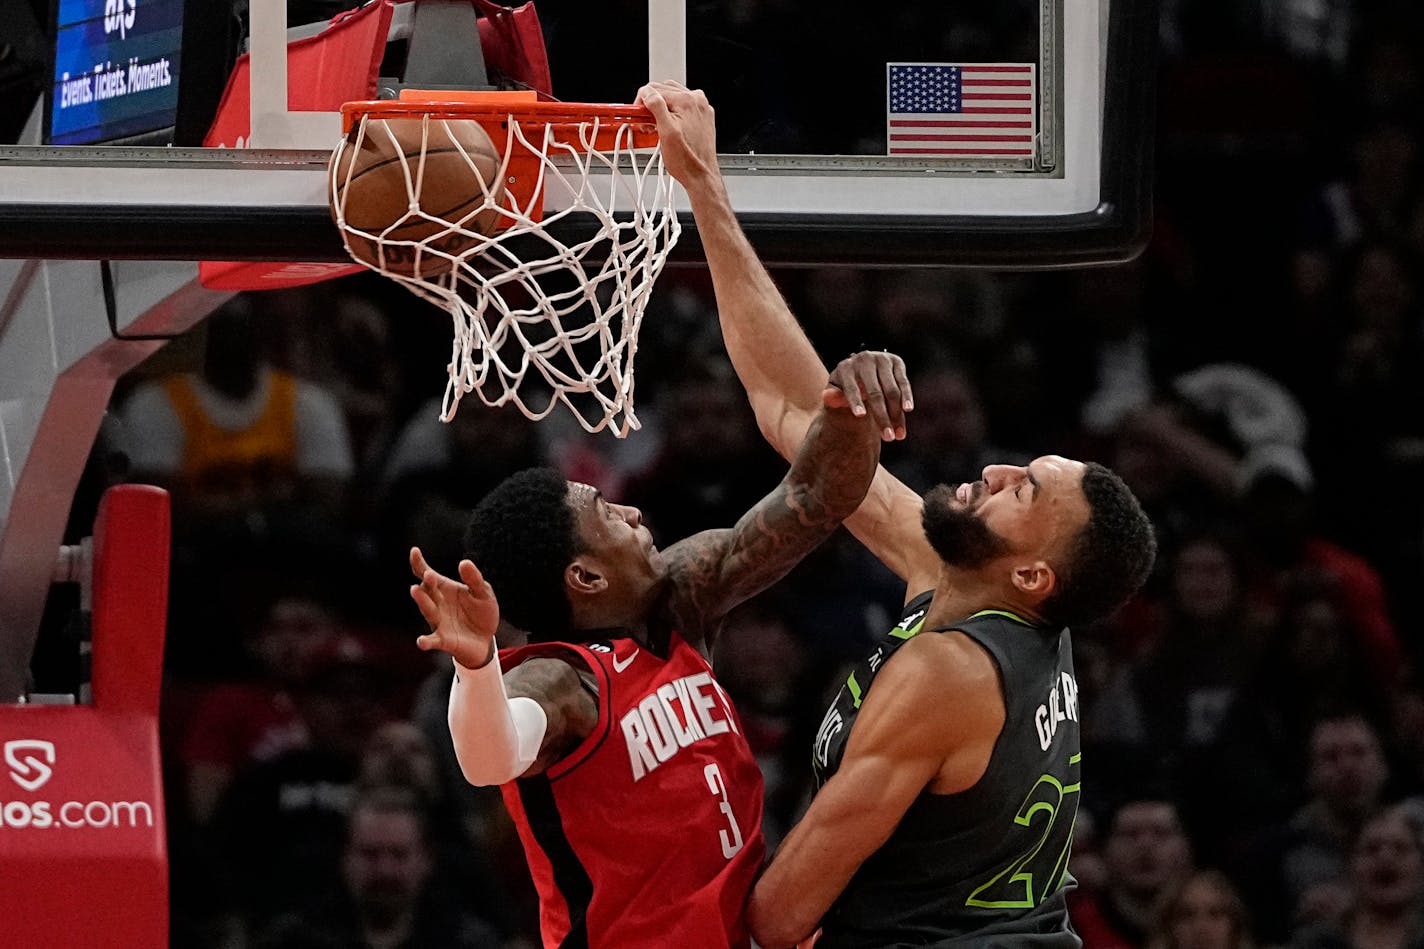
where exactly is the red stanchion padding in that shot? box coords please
[0,485,171,948]
[91,485,170,716]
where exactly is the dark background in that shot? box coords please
[4,0,1424,946]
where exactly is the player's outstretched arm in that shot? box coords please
[637,81,828,452]
[658,353,886,646]
[409,548,597,784]
[639,80,939,594]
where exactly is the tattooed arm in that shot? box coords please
[504,658,600,776]
[660,352,892,648]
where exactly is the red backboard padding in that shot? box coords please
[203,0,396,149]
[0,485,171,948]
[198,0,553,291]
[200,0,394,290]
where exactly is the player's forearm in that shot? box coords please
[748,824,846,948]
[787,404,883,527]
[667,405,881,628]
[748,889,822,949]
[681,173,831,460]
[447,654,547,786]
[750,781,896,947]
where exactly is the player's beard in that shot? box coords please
[922,484,1012,569]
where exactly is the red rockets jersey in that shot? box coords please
[499,632,766,949]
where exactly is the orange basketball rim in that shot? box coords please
[339,90,661,228]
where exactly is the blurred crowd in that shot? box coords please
[34,0,1424,946]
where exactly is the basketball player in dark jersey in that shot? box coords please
[407,351,906,948]
[640,80,1158,948]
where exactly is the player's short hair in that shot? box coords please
[464,467,581,640]
[1040,463,1156,628]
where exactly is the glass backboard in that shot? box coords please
[0,0,1156,267]
[0,0,1156,700]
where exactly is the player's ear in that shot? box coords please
[1012,560,1055,598]
[566,558,608,596]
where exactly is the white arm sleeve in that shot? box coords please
[447,651,549,786]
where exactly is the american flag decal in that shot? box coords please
[887,63,1037,158]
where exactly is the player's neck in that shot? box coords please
[566,598,666,649]
[925,570,1045,629]
[571,581,672,649]
[567,617,649,641]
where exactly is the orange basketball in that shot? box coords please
[330,117,505,278]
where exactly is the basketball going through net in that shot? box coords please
[329,90,681,437]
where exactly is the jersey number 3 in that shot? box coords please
[704,763,744,860]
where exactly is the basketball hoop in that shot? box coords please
[330,90,681,437]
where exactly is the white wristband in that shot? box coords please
[447,650,549,786]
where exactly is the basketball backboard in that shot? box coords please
[0,0,1156,268]
[0,0,1156,699]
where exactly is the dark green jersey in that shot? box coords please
[810,592,1083,948]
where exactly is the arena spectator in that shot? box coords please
[256,786,503,949]
[1091,529,1264,758]
[1147,869,1259,949]
[1072,799,1196,949]
[209,634,391,934]
[119,296,359,676]
[1290,805,1424,949]
[1090,529,1272,856]
[1314,241,1424,605]
[1238,459,1403,692]
[119,295,355,526]
[1278,714,1394,931]
[355,721,525,942]
[180,593,339,824]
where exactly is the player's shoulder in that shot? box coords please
[883,629,999,696]
[502,648,604,710]
[867,631,1003,746]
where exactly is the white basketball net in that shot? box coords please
[330,111,681,437]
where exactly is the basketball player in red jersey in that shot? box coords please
[407,351,905,948]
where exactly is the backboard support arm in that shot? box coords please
[0,260,226,700]
[648,0,686,85]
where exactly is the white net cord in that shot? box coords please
[331,111,681,437]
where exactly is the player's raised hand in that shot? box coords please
[409,547,500,670]
[636,80,719,187]
[824,350,914,442]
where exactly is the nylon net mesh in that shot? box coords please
[330,111,680,436]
